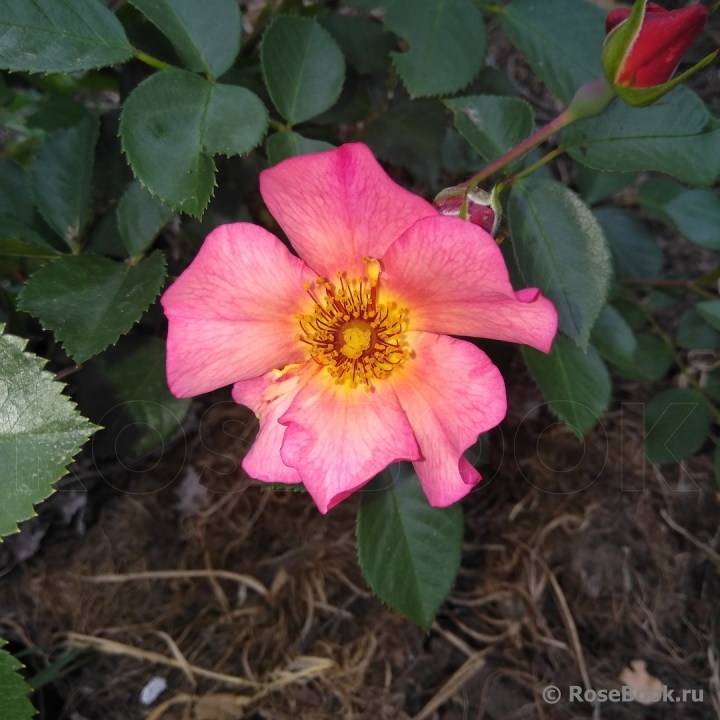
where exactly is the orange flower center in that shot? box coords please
[297,258,408,389]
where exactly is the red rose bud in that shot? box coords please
[434,186,501,236]
[602,0,717,107]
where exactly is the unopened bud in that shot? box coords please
[434,186,501,237]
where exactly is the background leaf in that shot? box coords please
[609,334,673,382]
[18,252,167,364]
[590,305,637,368]
[500,0,605,104]
[357,465,463,630]
[696,301,720,332]
[522,337,611,437]
[130,0,240,79]
[508,177,612,349]
[261,16,345,125]
[117,180,174,260]
[638,177,720,250]
[575,165,637,205]
[266,132,334,166]
[0,160,34,224]
[0,0,133,73]
[563,88,720,188]
[320,15,394,76]
[384,0,486,98]
[677,307,720,349]
[644,388,709,464]
[30,116,99,250]
[0,327,96,539]
[0,639,35,720]
[593,207,662,280]
[444,95,534,162]
[120,69,268,217]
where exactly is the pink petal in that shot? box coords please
[161,223,315,397]
[260,143,437,279]
[390,332,507,507]
[380,215,558,353]
[278,374,421,513]
[232,364,317,485]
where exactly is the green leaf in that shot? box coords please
[80,337,191,457]
[593,207,662,281]
[696,301,720,332]
[129,0,240,79]
[357,464,463,630]
[27,95,91,133]
[363,94,446,181]
[261,16,345,125]
[0,639,35,719]
[677,307,720,350]
[117,180,174,260]
[563,87,720,188]
[508,177,611,349]
[0,327,96,539]
[638,177,720,250]
[0,0,133,73]
[18,252,167,364]
[319,15,395,76]
[644,388,709,464]
[590,305,637,368]
[609,334,673,382]
[0,215,58,257]
[522,336,611,437]
[266,132,334,166]
[575,165,636,204]
[500,0,605,105]
[120,69,268,217]
[30,116,98,250]
[384,0,486,98]
[0,160,33,224]
[444,95,534,162]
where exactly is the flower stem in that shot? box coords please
[133,50,176,71]
[503,146,566,187]
[463,78,616,191]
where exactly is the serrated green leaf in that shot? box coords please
[117,180,174,260]
[500,0,605,105]
[120,69,268,217]
[593,207,662,281]
[266,132,334,166]
[319,15,395,76]
[27,95,91,134]
[30,116,98,250]
[563,87,720,188]
[0,160,33,224]
[129,0,240,79]
[384,0,486,98]
[645,388,709,464]
[444,95,534,163]
[0,327,96,539]
[357,464,463,630]
[590,305,637,368]
[508,177,611,349]
[609,334,673,382]
[696,301,720,332]
[0,0,133,73]
[638,177,720,250]
[18,252,167,364]
[78,337,191,458]
[261,16,345,125]
[677,307,720,350]
[0,639,35,719]
[575,164,636,204]
[522,337,610,437]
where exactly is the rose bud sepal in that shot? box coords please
[434,185,502,237]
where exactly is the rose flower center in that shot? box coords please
[297,258,407,390]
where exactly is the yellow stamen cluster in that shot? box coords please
[297,258,408,390]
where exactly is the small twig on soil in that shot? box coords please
[79,569,269,598]
[412,650,489,720]
[660,510,720,565]
[156,631,197,688]
[431,621,476,658]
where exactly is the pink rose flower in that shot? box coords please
[161,143,557,513]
